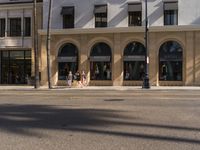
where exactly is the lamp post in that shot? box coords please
[46,0,53,89]
[142,0,150,89]
[33,0,40,88]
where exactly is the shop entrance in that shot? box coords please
[0,50,31,84]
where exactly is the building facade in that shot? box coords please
[5,0,199,86]
[0,0,42,85]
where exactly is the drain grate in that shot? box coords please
[104,99,124,102]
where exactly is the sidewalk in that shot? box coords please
[0,85,200,91]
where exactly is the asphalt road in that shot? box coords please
[0,89,200,150]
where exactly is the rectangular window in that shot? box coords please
[1,50,31,84]
[0,18,5,37]
[164,2,178,25]
[61,7,74,28]
[129,12,142,26]
[24,17,31,36]
[8,18,21,36]
[94,5,107,28]
[128,3,142,26]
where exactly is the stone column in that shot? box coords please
[148,32,158,86]
[113,33,123,86]
[185,32,195,85]
[40,36,48,85]
[80,35,89,81]
[194,31,200,85]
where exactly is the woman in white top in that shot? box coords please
[67,71,73,87]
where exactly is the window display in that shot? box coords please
[123,42,145,80]
[90,42,112,80]
[58,43,78,80]
[159,41,182,81]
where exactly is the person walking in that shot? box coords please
[81,70,87,86]
[76,71,82,87]
[67,71,73,87]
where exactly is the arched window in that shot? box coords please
[159,41,183,81]
[123,42,145,80]
[90,42,112,80]
[58,43,78,80]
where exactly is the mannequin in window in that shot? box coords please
[174,62,180,80]
[103,63,107,79]
[95,64,99,80]
[128,63,133,80]
[161,63,168,80]
[125,70,130,80]
[106,67,111,80]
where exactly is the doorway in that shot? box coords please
[0,50,31,84]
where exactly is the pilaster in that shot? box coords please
[185,32,194,85]
[113,33,123,86]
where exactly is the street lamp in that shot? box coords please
[142,0,150,89]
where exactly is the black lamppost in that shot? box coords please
[142,0,150,89]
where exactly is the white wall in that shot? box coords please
[0,0,33,3]
[43,0,200,29]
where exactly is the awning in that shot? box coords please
[94,5,107,13]
[160,54,182,61]
[128,3,142,12]
[61,7,74,15]
[58,56,77,62]
[164,2,178,10]
[124,55,145,61]
[90,56,110,62]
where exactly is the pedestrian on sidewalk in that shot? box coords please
[76,71,83,87]
[67,71,73,87]
[81,70,87,86]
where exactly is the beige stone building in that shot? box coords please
[39,26,200,86]
[38,0,200,86]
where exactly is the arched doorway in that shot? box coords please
[90,42,112,80]
[159,41,183,81]
[123,42,145,80]
[58,43,78,80]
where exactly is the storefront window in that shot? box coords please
[0,50,31,84]
[58,43,78,80]
[124,42,145,80]
[90,42,112,80]
[159,41,183,81]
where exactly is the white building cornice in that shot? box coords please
[0,2,42,10]
[38,25,200,35]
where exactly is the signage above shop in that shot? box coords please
[160,54,182,61]
[58,57,77,62]
[90,56,110,62]
[124,55,145,61]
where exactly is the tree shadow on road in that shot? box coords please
[0,104,200,145]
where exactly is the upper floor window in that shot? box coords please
[61,6,74,29]
[0,18,5,37]
[164,2,178,25]
[94,5,107,28]
[24,17,31,36]
[128,3,142,26]
[8,18,21,37]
